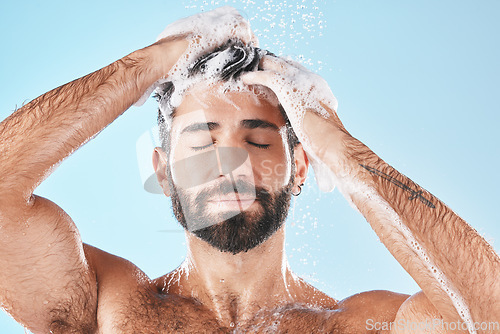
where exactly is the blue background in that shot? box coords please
[1,0,499,332]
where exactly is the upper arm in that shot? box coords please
[0,195,98,333]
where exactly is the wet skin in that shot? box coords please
[3,11,497,333]
[82,83,411,333]
[86,243,409,333]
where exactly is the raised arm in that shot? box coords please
[242,56,500,332]
[0,37,188,333]
[0,7,257,332]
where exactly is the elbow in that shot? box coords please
[0,186,35,212]
[0,170,37,204]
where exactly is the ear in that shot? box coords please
[293,143,309,186]
[153,147,171,197]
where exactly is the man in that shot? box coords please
[0,7,498,334]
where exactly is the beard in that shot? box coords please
[168,173,294,255]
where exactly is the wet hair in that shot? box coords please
[154,40,299,152]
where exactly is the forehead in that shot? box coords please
[173,81,285,127]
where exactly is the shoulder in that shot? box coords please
[333,290,443,333]
[83,243,159,309]
[326,290,408,333]
[84,244,148,276]
[391,290,444,333]
[337,290,410,320]
[83,244,162,331]
[84,243,152,290]
[292,275,339,308]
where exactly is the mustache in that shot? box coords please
[194,179,270,204]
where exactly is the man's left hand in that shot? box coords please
[241,56,347,189]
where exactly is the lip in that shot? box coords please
[207,197,258,209]
[209,197,257,201]
[207,195,257,202]
[208,199,257,204]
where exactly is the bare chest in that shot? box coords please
[102,291,348,333]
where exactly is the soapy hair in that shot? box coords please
[154,40,299,151]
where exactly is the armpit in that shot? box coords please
[47,282,98,334]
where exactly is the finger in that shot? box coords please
[240,70,282,90]
[260,55,307,74]
[258,55,286,72]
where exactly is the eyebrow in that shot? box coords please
[240,119,280,131]
[180,119,279,134]
[181,122,220,134]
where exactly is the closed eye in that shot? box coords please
[192,142,270,150]
[248,142,270,149]
[191,142,214,151]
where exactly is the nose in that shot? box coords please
[216,146,253,178]
[171,145,254,189]
[212,132,254,179]
[215,145,257,205]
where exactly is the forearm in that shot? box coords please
[313,115,500,324]
[243,51,499,329]
[0,40,185,200]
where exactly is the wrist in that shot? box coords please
[303,112,345,155]
[148,37,189,79]
[123,38,189,89]
[303,111,355,175]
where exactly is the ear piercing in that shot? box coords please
[292,183,305,196]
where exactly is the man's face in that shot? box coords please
[165,82,296,254]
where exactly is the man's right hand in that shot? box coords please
[137,6,258,105]
[157,6,257,63]
[0,7,255,333]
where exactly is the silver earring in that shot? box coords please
[292,183,303,196]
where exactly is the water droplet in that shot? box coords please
[230,322,235,327]
[220,278,225,283]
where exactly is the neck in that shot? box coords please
[170,226,298,325]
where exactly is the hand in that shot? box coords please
[158,6,258,75]
[241,56,344,192]
[135,6,258,106]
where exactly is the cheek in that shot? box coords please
[170,148,221,190]
[253,151,292,189]
[254,131,293,189]
[168,131,214,189]
[171,145,254,191]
